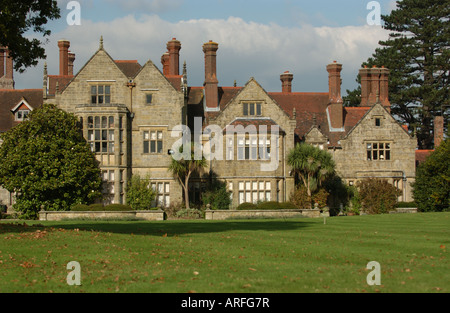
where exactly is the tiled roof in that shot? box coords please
[48,75,73,96]
[415,150,433,164]
[0,89,43,132]
[114,60,142,78]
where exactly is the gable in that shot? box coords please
[342,103,412,142]
[211,78,291,127]
[11,99,34,112]
[134,60,183,94]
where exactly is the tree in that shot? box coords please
[412,137,449,212]
[345,0,450,149]
[0,104,102,219]
[168,142,207,210]
[287,143,336,205]
[126,174,156,211]
[0,0,61,72]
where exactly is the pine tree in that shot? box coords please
[346,0,449,149]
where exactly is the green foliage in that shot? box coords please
[290,186,311,209]
[70,204,133,212]
[236,201,298,211]
[347,185,362,215]
[0,0,61,72]
[236,202,257,210]
[346,0,450,149]
[357,178,401,214]
[125,174,156,211]
[413,138,450,212]
[290,185,330,210]
[202,180,232,210]
[0,104,102,219]
[395,201,417,208]
[287,143,336,198]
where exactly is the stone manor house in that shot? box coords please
[2,37,441,210]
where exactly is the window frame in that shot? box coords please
[91,84,111,105]
[243,102,262,117]
[143,130,164,154]
[366,141,391,161]
[87,115,115,154]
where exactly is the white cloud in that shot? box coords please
[14,15,389,94]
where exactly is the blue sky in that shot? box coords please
[16,0,397,94]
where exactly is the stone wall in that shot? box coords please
[39,210,165,221]
[205,209,320,220]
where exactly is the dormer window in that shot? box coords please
[16,110,30,121]
[11,99,33,122]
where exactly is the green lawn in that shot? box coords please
[0,213,448,293]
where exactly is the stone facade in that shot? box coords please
[0,37,422,212]
[330,103,417,201]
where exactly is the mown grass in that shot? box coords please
[0,213,448,293]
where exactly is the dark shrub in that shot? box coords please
[104,204,133,211]
[71,204,90,211]
[236,202,257,210]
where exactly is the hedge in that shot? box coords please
[71,204,133,212]
[237,201,298,210]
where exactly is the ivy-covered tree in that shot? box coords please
[0,0,61,72]
[0,104,102,219]
[412,137,449,212]
[345,0,450,149]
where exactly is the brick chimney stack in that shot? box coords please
[0,46,14,89]
[58,40,70,76]
[327,61,343,129]
[380,66,390,108]
[368,66,381,105]
[203,40,219,110]
[434,116,444,148]
[68,52,76,76]
[0,47,4,78]
[161,52,170,76]
[280,71,294,93]
[167,38,181,76]
[359,66,390,108]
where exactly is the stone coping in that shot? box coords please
[205,209,321,220]
[39,210,165,221]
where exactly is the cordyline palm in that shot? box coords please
[288,143,336,202]
[168,142,207,209]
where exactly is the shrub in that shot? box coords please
[202,181,232,210]
[412,138,449,212]
[71,204,89,211]
[357,178,401,214]
[290,187,311,209]
[396,201,417,208]
[88,204,105,211]
[311,188,329,209]
[103,204,133,211]
[236,202,257,210]
[126,174,156,211]
[175,208,203,219]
